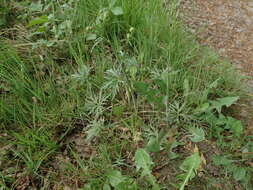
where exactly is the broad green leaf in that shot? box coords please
[179,152,201,190]
[108,170,125,187]
[107,170,138,190]
[135,149,159,190]
[232,167,246,181]
[111,7,124,16]
[211,96,239,113]
[201,112,218,126]
[217,96,239,107]
[169,151,179,160]
[134,82,159,104]
[146,136,160,152]
[28,15,49,27]
[180,152,201,173]
[188,126,205,143]
[135,149,153,176]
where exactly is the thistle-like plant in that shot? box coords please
[102,67,131,101]
[84,91,109,118]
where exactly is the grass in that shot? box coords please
[0,0,252,189]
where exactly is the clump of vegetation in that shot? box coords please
[0,0,252,189]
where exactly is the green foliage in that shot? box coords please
[105,170,138,190]
[202,112,244,146]
[107,170,126,187]
[168,141,184,159]
[146,136,161,153]
[135,149,160,190]
[135,149,153,176]
[177,151,201,190]
[212,155,252,189]
[225,117,243,137]
[134,81,164,107]
[194,95,244,146]
[196,96,239,114]
[210,96,239,114]
[146,129,168,152]
[232,167,246,181]
[28,15,49,27]
[86,119,105,141]
[188,126,205,143]
[212,155,233,166]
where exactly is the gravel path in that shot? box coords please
[180,0,253,128]
[181,0,253,74]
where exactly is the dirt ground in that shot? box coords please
[181,0,253,74]
[180,0,253,128]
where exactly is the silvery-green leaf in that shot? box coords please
[189,126,205,143]
[135,149,153,176]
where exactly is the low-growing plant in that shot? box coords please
[176,148,202,190]
[135,149,160,190]
[104,170,138,190]
[212,155,253,190]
